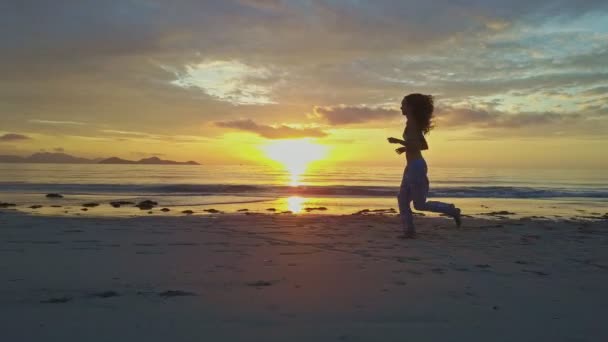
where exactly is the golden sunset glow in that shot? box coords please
[1,2,607,170]
[262,139,328,186]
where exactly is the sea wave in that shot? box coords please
[1,182,607,199]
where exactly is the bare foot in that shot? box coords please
[453,208,462,227]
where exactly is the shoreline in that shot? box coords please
[1,211,607,341]
[2,193,607,221]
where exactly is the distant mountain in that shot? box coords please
[97,157,132,164]
[138,156,199,165]
[0,155,25,163]
[0,152,92,164]
[0,153,199,165]
[98,156,199,165]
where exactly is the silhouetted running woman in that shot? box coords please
[388,93,461,238]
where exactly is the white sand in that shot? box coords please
[0,211,607,341]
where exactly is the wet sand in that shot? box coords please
[0,211,607,341]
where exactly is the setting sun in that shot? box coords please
[262,139,328,186]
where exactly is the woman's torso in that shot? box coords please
[403,122,428,163]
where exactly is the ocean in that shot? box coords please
[1,163,606,218]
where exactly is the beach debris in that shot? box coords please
[304,206,328,212]
[46,193,63,198]
[478,224,504,229]
[160,208,170,212]
[40,296,72,304]
[135,200,157,210]
[576,213,608,220]
[90,291,120,298]
[482,211,516,216]
[246,280,275,287]
[110,201,135,208]
[353,208,396,215]
[29,205,43,209]
[82,202,99,208]
[204,208,222,214]
[0,202,17,208]
[182,210,194,215]
[266,208,277,212]
[522,269,549,276]
[81,208,88,211]
[158,290,196,298]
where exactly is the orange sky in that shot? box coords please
[1,1,607,169]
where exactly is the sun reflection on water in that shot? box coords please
[286,196,305,213]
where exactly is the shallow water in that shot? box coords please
[1,163,606,218]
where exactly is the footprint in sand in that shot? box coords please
[431,268,446,274]
[522,269,549,276]
[89,291,120,298]
[475,264,492,269]
[246,280,275,287]
[158,290,196,298]
[41,296,72,304]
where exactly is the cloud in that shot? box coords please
[0,133,31,142]
[29,119,86,126]
[171,61,279,105]
[100,129,153,138]
[434,105,608,138]
[0,0,607,148]
[238,0,283,11]
[215,119,328,139]
[436,106,575,129]
[98,130,209,143]
[312,105,399,125]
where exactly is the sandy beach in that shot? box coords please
[1,211,607,341]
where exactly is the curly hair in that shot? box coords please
[403,93,435,134]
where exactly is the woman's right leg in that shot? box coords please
[397,183,414,234]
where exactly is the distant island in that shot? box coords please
[0,152,200,165]
[97,156,199,165]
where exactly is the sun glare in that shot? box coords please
[263,139,327,186]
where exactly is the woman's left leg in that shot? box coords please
[410,178,461,226]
